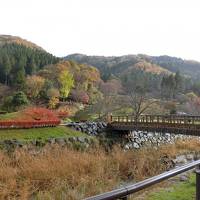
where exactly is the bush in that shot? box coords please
[70,89,89,104]
[12,91,29,107]
[23,107,59,121]
[2,91,29,112]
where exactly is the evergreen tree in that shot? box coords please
[174,71,183,93]
[26,57,37,75]
[12,91,29,108]
[2,55,11,85]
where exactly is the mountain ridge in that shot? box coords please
[0,35,45,51]
[65,53,200,79]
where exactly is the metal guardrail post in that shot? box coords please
[196,166,200,200]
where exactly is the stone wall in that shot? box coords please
[124,131,199,150]
[65,122,107,135]
[65,122,200,150]
[0,136,98,151]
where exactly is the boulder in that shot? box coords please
[133,142,140,149]
[55,138,66,146]
[77,137,86,143]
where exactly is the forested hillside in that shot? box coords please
[65,54,200,97]
[0,35,44,51]
[0,35,102,114]
[65,54,200,80]
[2,35,200,118]
[0,43,59,86]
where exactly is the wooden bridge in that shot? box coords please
[107,115,200,136]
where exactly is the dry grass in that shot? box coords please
[0,139,200,199]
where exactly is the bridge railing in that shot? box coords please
[85,159,200,200]
[110,115,200,125]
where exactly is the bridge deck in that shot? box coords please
[108,115,200,136]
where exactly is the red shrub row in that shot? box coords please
[0,120,60,129]
[22,107,59,121]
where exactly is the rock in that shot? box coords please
[135,138,141,144]
[13,140,23,147]
[174,155,187,165]
[179,174,189,182]
[186,154,194,161]
[147,133,153,137]
[102,122,107,127]
[133,142,140,149]
[139,132,144,137]
[194,153,200,160]
[77,137,85,143]
[68,137,76,143]
[55,138,66,146]
[124,144,130,150]
[47,138,56,144]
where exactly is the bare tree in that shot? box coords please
[128,92,157,121]
[122,82,157,121]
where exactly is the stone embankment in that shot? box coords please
[65,122,107,135]
[64,122,200,150]
[124,131,198,150]
[0,136,97,150]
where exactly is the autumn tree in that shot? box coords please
[26,75,45,99]
[47,88,60,109]
[99,79,122,95]
[70,89,89,104]
[58,70,74,101]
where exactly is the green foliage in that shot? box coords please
[122,68,162,94]
[2,96,14,112]
[12,91,29,107]
[26,57,37,75]
[147,174,195,200]
[1,54,11,85]
[87,86,103,104]
[0,43,59,87]
[3,91,29,112]
[0,126,89,142]
[161,72,183,99]
[58,70,74,100]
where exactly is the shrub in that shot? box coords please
[12,91,29,107]
[22,107,59,121]
[2,91,29,112]
[70,89,89,104]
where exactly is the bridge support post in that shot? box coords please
[196,166,200,200]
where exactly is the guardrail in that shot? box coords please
[109,115,200,125]
[85,160,200,200]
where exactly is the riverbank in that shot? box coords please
[0,139,200,199]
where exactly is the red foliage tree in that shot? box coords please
[70,90,89,104]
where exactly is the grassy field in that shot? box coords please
[0,126,88,141]
[146,175,195,200]
[0,112,19,120]
[0,140,199,200]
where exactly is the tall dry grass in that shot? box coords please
[0,139,200,200]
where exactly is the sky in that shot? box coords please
[1,0,200,60]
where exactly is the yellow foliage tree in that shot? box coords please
[58,70,74,100]
[26,75,45,99]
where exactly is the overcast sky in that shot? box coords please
[1,0,200,60]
